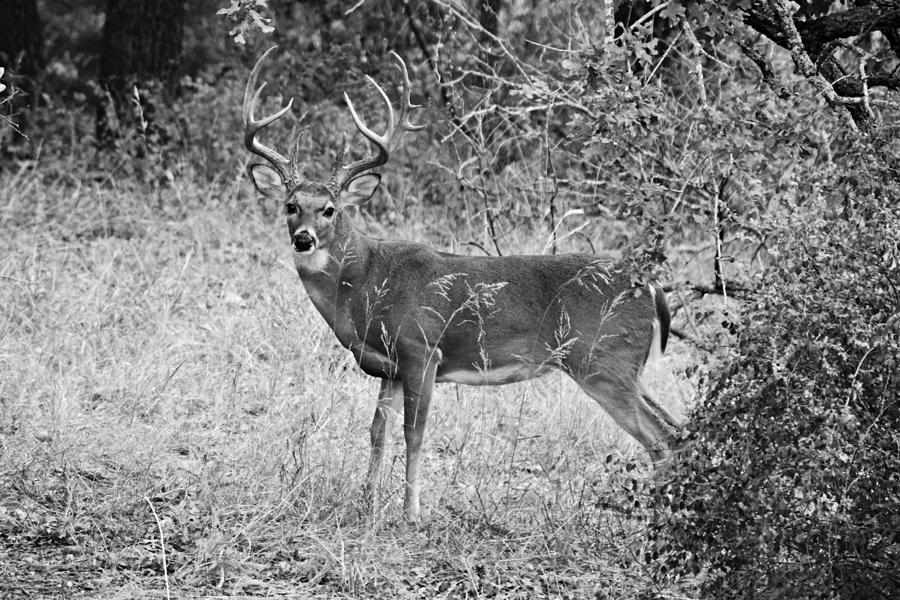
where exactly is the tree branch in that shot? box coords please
[796,0,900,52]
[682,17,708,107]
[745,0,900,51]
[738,37,790,99]
[739,0,900,130]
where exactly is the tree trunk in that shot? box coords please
[473,0,501,91]
[95,0,186,145]
[478,0,500,40]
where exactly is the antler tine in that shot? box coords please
[343,76,393,157]
[389,51,425,133]
[289,128,306,178]
[243,46,294,182]
[329,54,424,194]
[329,132,348,179]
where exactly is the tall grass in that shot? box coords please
[0,164,694,597]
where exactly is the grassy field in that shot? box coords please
[0,169,697,599]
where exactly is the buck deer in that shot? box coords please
[243,47,683,521]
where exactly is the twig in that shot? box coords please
[463,240,493,256]
[428,0,537,83]
[604,0,615,49]
[344,0,371,16]
[402,1,471,139]
[669,326,702,347]
[713,175,729,300]
[836,42,877,119]
[681,17,708,108]
[685,283,751,299]
[765,0,878,126]
[145,497,172,600]
[0,274,37,286]
[643,30,683,86]
[543,103,559,255]
[542,209,588,254]
[621,2,670,38]
[738,38,790,99]
[478,170,503,257]
[859,56,873,117]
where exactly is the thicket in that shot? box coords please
[654,137,900,599]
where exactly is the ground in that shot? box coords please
[0,179,698,599]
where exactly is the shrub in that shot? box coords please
[657,136,900,599]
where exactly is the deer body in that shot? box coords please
[242,48,682,521]
[296,221,661,386]
[292,216,676,518]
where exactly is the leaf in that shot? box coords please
[660,1,686,21]
[561,58,580,72]
[216,0,241,17]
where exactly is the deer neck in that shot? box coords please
[292,212,370,331]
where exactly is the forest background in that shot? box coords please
[1,1,898,598]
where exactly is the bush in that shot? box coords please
[657,137,900,599]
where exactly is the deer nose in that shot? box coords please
[292,230,316,253]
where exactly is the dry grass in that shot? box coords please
[0,169,697,599]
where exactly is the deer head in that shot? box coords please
[243,46,424,259]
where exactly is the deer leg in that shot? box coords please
[638,380,686,431]
[400,359,438,522]
[365,378,403,508]
[578,375,674,463]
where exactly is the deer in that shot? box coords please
[242,47,683,521]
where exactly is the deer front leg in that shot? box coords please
[365,378,403,509]
[400,359,438,522]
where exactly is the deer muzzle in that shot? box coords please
[292,230,317,254]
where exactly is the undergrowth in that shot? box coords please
[0,168,696,598]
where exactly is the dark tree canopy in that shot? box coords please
[0,0,44,143]
[0,0,44,79]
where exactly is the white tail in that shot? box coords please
[243,47,683,521]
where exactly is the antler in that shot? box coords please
[243,46,294,184]
[327,51,425,195]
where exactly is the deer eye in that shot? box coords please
[322,205,335,218]
[285,203,299,215]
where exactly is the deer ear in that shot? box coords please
[249,164,285,198]
[341,173,381,206]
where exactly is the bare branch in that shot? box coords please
[737,38,790,99]
[604,0,615,49]
[681,18,708,108]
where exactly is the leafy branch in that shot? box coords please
[217,0,275,45]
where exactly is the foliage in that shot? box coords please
[388,0,896,268]
[664,0,900,132]
[655,136,900,598]
[217,0,275,45]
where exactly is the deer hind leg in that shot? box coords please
[638,379,686,431]
[399,358,438,522]
[576,373,675,464]
[365,378,403,509]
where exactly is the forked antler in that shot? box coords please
[327,51,425,195]
[244,47,423,194]
[243,46,295,184]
